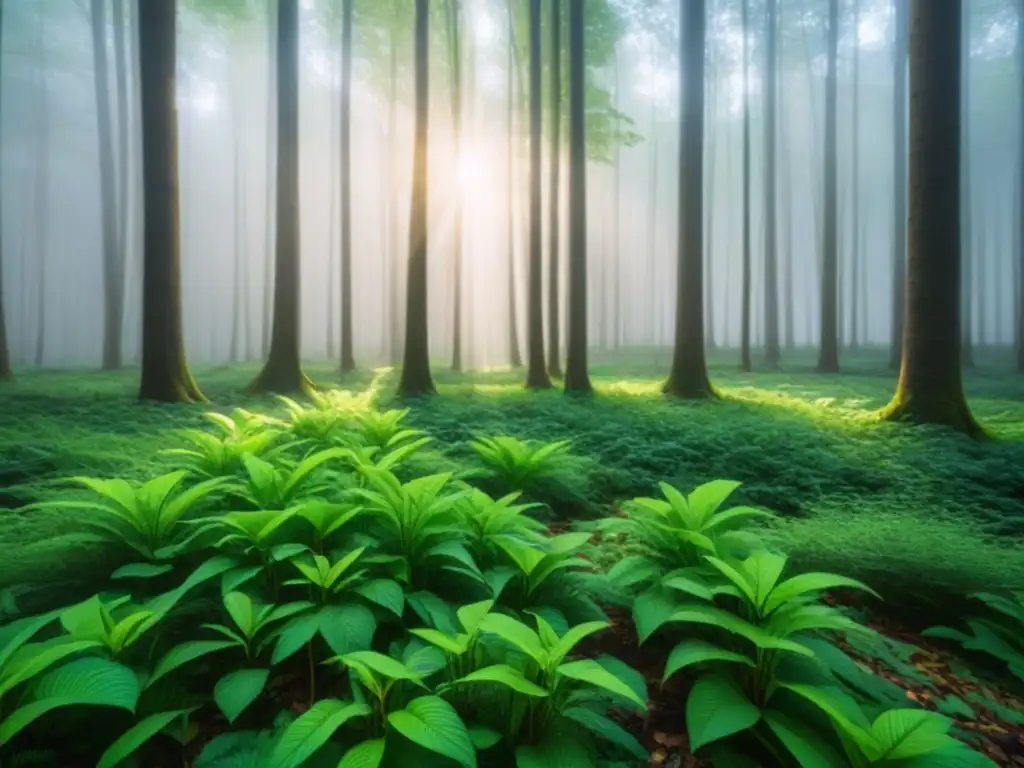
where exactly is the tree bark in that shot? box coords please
[817,0,840,373]
[525,0,552,389]
[850,0,861,351]
[881,0,979,435]
[113,0,130,358]
[506,3,523,368]
[33,6,50,369]
[564,0,590,394]
[1017,0,1024,372]
[250,0,311,394]
[339,0,356,372]
[665,0,713,399]
[446,0,464,372]
[612,49,622,350]
[397,0,436,397]
[0,0,9,381]
[547,0,563,378]
[262,0,276,358]
[138,0,204,403]
[890,0,908,369]
[387,18,403,366]
[961,8,975,369]
[763,0,780,367]
[740,0,752,371]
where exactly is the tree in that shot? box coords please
[506,2,523,368]
[817,0,840,373]
[547,0,563,378]
[0,0,10,382]
[32,4,50,369]
[564,0,590,394]
[250,0,311,393]
[763,0,780,368]
[339,0,356,372]
[850,0,862,351]
[1018,0,1024,373]
[890,0,908,370]
[138,0,204,403]
[445,0,464,372]
[740,0,752,372]
[525,0,552,389]
[665,0,713,399]
[397,0,436,397]
[960,7,974,369]
[881,0,979,435]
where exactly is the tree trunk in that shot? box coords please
[817,0,840,373]
[646,103,660,346]
[339,0,356,372]
[138,0,204,403]
[612,49,622,350]
[506,4,522,368]
[525,0,552,389]
[778,0,794,351]
[547,0,563,378]
[665,0,713,399]
[850,0,861,351]
[704,47,717,353]
[1017,0,1024,372]
[961,8,975,369]
[0,0,9,381]
[387,20,403,366]
[890,0,908,369]
[564,0,590,394]
[113,0,130,358]
[262,0,276,357]
[740,0,751,371]
[231,115,244,363]
[92,0,124,370]
[882,0,979,435]
[447,0,464,372]
[327,44,339,359]
[397,0,436,397]
[250,0,310,394]
[33,7,50,369]
[763,0,780,367]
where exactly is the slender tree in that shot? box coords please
[33,8,50,369]
[961,6,974,368]
[397,0,436,396]
[339,0,356,372]
[881,0,979,435]
[547,0,563,378]
[665,0,713,399]
[525,0,552,389]
[611,49,622,350]
[251,0,311,393]
[890,0,908,369]
[564,0,590,393]
[763,0,780,367]
[850,0,861,351]
[740,0,752,371]
[0,0,9,381]
[261,0,276,357]
[138,0,204,403]
[506,3,523,368]
[387,10,403,365]
[817,0,840,373]
[446,0,464,372]
[1017,0,1024,372]
[113,0,130,342]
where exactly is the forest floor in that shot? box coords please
[0,347,1022,765]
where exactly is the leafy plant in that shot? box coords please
[59,595,165,660]
[346,408,426,451]
[454,489,547,567]
[470,436,579,499]
[272,393,351,446]
[232,451,344,510]
[162,409,283,479]
[924,591,1024,684]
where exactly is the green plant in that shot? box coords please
[454,489,547,567]
[469,436,578,498]
[272,393,351,446]
[59,595,165,660]
[232,450,344,510]
[346,408,426,451]
[924,591,1024,684]
[162,409,283,479]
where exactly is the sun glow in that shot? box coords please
[457,145,488,192]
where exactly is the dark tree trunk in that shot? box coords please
[961,9,975,369]
[740,0,751,371]
[113,0,130,353]
[1017,0,1024,372]
[250,0,310,394]
[850,0,861,351]
[564,0,590,394]
[387,21,403,366]
[547,0,563,378]
[397,0,436,397]
[262,0,276,357]
[339,0,356,372]
[890,0,908,369]
[447,0,464,372]
[0,0,9,381]
[882,0,979,435]
[33,8,49,369]
[763,0,780,367]
[506,4,522,368]
[817,0,840,373]
[704,51,717,353]
[92,0,124,370]
[665,0,713,399]
[137,0,204,403]
[525,0,552,389]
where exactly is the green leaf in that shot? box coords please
[633,587,681,644]
[663,639,755,682]
[686,674,761,753]
[319,605,376,655]
[97,708,196,768]
[665,604,814,656]
[214,669,269,724]
[453,665,549,697]
[267,699,372,768]
[340,651,421,682]
[662,573,714,601]
[455,600,494,635]
[469,725,503,750]
[561,706,647,759]
[478,613,546,664]
[0,657,140,745]
[606,555,662,589]
[272,614,323,665]
[551,621,610,666]
[388,696,476,768]
[354,580,405,617]
[872,709,956,761]
[111,563,174,580]
[337,738,385,768]
[762,709,848,768]
[0,638,105,699]
[556,659,647,710]
[765,572,880,614]
[516,735,594,768]
[147,640,237,688]
[409,628,468,655]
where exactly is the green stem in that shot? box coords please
[308,642,316,705]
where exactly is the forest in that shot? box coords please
[0,0,1022,765]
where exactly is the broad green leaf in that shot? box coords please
[634,587,681,643]
[665,604,814,656]
[662,573,714,602]
[271,614,323,665]
[319,604,376,655]
[453,665,549,697]
[780,683,874,747]
[147,640,237,688]
[686,674,761,752]
[337,738,385,768]
[551,621,610,666]
[556,659,647,710]
[687,479,742,524]
[0,613,59,671]
[516,735,594,768]
[456,600,494,635]
[111,563,174,580]
[606,555,662,589]
[663,639,755,682]
[478,613,546,664]
[561,706,647,759]
[355,580,405,616]
[267,699,371,768]
[214,668,269,724]
[765,573,880,615]
[872,709,957,761]
[763,709,848,768]
[704,557,757,606]
[223,593,257,636]
[0,638,104,698]
[409,628,468,655]
[147,556,236,615]
[97,708,196,768]
[469,725,503,750]
[222,566,263,596]
[340,651,421,682]
[388,696,476,768]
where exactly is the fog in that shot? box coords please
[0,0,1019,371]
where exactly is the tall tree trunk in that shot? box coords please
[740,0,751,371]
[665,0,713,398]
[387,20,403,366]
[230,96,247,363]
[0,0,10,381]
[339,0,356,372]
[525,0,552,389]
[890,0,908,369]
[817,0,840,373]
[327,44,339,359]
[778,0,794,350]
[850,0,861,351]
[763,0,780,367]
[646,102,660,346]
[612,49,622,349]
[92,0,124,370]
[33,14,50,369]
[704,46,717,353]
[113,0,130,355]
[262,0,276,357]
[1017,0,1024,372]
[138,0,204,403]
[882,0,978,434]
[961,8,974,369]
[547,0,563,378]
[447,0,464,372]
[251,0,310,394]
[397,0,436,396]
[564,0,590,393]
[506,4,523,368]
